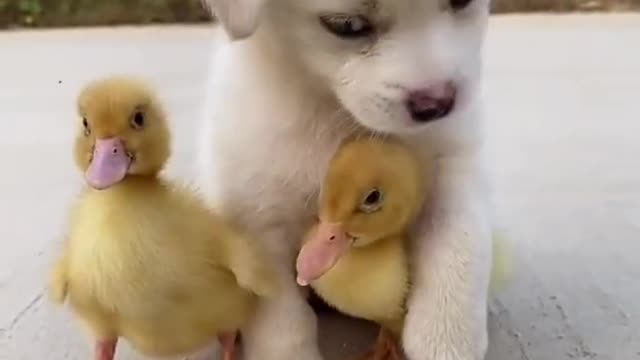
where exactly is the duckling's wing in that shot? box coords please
[170,181,278,298]
[217,227,278,298]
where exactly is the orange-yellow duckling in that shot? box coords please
[296,137,429,360]
[48,75,276,360]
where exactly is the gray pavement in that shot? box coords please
[0,14,639,360]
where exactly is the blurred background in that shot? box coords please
[0,0,638,28]
[1,1,639,360]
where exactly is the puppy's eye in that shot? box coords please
[320,14,374,39]
[450,0,473,11]
[82,117,90,136]
[131,111,145,129]
[359,188,383,213]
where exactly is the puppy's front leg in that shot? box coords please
[403,153,492,360]
[241,228,324,360]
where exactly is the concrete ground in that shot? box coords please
[0,13,639,360]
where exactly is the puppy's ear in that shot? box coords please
[203,0,268,40]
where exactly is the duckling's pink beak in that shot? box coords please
[296,222,353,286]
[86,137,131,190]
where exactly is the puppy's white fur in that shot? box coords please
[199,0,493,359]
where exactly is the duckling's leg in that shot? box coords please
[218,332,237,360]
[95,339,117,360]
[354,328,402,360]
[375,328,403,360]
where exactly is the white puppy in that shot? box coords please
[198,0,494,359]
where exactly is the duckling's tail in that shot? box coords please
[489,230,513,293]
[48,259,69,304]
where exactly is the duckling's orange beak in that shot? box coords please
[296,222,353,286]
[86,137,132,190]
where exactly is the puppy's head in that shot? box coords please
[205,0,489,134]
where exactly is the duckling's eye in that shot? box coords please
[131,111,145,130]
[319,14,374,39]
[359,188,383,213]
[82,117,90,136]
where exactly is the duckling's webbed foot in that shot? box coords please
[373,327,403,360]
[353,328,403,360]
[218,332,238,360]
[95,339,117,360]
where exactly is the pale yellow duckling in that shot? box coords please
[48,76,276,360]
[296,137,428,360]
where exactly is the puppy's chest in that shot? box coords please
[220,121,355,219]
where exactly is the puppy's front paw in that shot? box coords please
[402,314,488,360]
[243,329,324,360]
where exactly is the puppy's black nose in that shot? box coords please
[406,82,456,123]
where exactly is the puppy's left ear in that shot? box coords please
[203,0,268,40]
